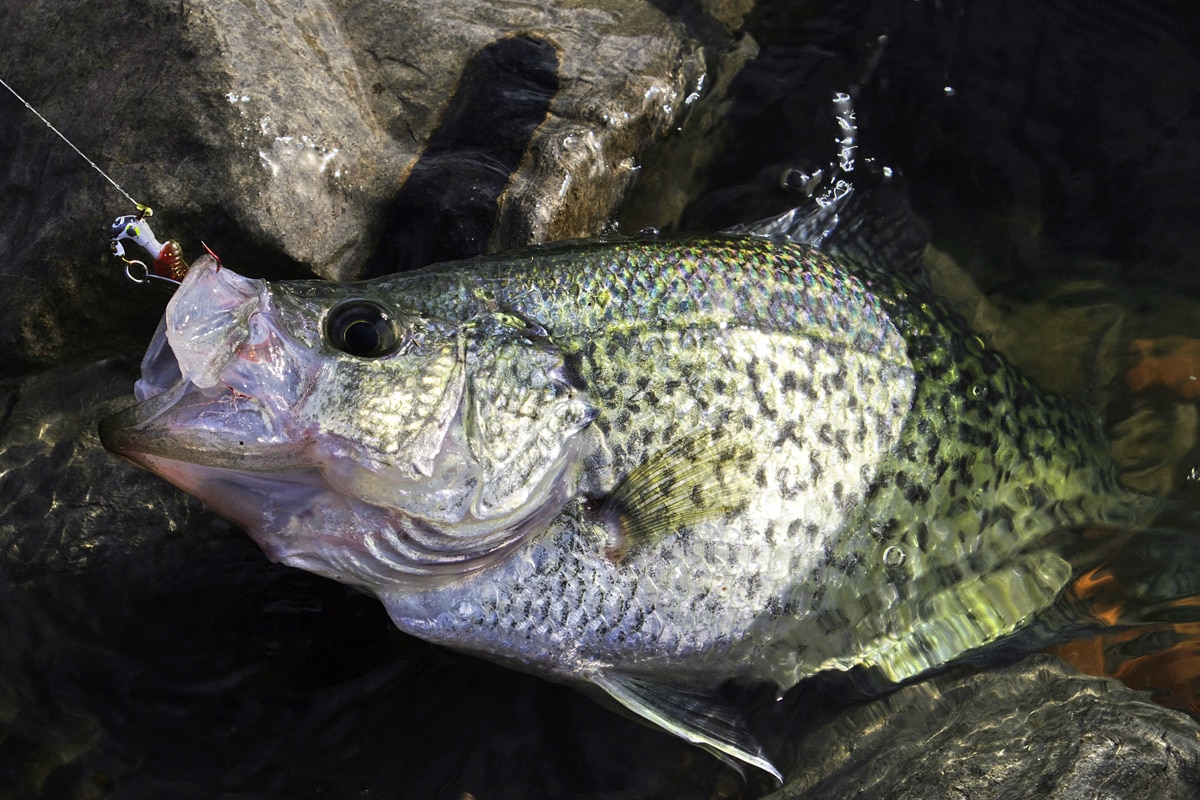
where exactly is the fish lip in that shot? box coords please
[102,261,313,471]
[99,379,312,471]
[99,379,191,461]
[99,402,155,463]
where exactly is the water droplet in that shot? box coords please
[780,167,820,194]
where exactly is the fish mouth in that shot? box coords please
[97,344,330,569]
[98,379,312,472]
[97,335,451,588]
[99,329,311,472]
[99,382,538,588]
[100,254,314,472]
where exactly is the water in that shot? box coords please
[1047,513,1200,715]
[2,1,1200,798]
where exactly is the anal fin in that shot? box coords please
[863,549,1075,683]
[589,670,783,783]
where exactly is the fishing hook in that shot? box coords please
[123,259,182,288]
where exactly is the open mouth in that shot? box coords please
[99,256,313,472]
[99,378,312,472]
[99,329,307,473]
[99,379,535,587]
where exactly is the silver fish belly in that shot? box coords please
[100,236,1144,778]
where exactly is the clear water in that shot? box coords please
[2,1,1200,799]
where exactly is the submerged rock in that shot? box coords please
[0,359,215,576]
[773,655,1200,800]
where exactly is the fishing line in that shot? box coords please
[1,74,182,286]
[0,75,147,211]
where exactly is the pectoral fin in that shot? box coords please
[599,430,756,562]
[589,670,783,782]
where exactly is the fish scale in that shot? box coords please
[101,235,1151,778]
[376,238,1126,678]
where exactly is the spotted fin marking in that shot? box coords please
[599,430,756,562]
[863,549,1076,684]
[589,670,783,783]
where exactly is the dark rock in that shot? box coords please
[680,1,1200,291]
[773,655,1200,800]
[0,359,212,576]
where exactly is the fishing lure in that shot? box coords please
[0,75,193,287]
[110,210,191,284]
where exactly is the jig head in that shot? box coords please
[110,207,189,285]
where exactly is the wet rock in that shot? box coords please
[773,655,1200,800]
[0,0,722,372]
[0,358,219,576]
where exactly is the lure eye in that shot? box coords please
[324,300,401,358]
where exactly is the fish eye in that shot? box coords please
[324,300,401,358]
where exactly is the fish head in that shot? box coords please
[101,256,596,589]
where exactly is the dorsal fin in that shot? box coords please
[725,177,928,282]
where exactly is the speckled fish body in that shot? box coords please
[100,236,1144,776]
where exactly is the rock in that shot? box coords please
[772,655,1200,800]
[0,0,725,372]
[0,359,212,576]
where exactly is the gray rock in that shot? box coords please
[0,0,726,372]
[772,655,1200,800]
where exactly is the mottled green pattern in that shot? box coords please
[287,236,1142,686]
[381,237,895,353]
[108,236,1150,775]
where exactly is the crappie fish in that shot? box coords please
[100,236,1145,778]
